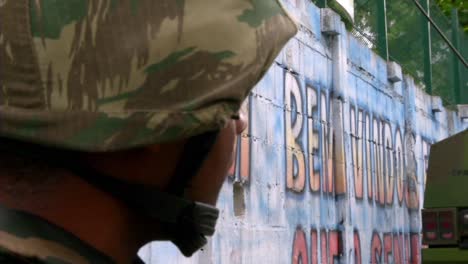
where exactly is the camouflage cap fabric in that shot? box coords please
[0,0,297,151]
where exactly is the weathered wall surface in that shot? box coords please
[139,1,465,263]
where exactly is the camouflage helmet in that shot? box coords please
[0,0,298,152]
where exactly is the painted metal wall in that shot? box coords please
[139,1,465,263]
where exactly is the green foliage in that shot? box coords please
[352,0,467,106]
[435,0,468,32]
[386,0,427,84]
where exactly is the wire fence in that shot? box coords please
[311,0,467,107]
[351,0,467,107]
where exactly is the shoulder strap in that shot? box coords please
[167,131,219,195]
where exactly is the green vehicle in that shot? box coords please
[422,129,468,263]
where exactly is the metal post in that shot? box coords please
[317,0,327,8]
[420,0,432,95]
[377,0,389,60]
[451,8,461,104]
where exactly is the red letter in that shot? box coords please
[404,234,411,264]
[371,233,382,264]
[311,229,318,264]
[354,231,362,264]
[321,231,328,264]
[292,228,308,264]
[329,231,342,263]
[393,234,403,264]
[410,234,421,264]
[384,233,393,263]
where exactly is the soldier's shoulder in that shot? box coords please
[0,205,115,264]
[0,247,47,264]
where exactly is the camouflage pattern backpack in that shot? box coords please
[0,0,298,152]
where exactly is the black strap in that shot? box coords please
[167,131,219,195]
[132,256,146,264]
[0,133,218,224]
[0,132,220,257]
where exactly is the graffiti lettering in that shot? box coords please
[373,118,385,205]
[285,72,342,195]
[285,75,429,207]
[334,101,347,195]
[321,93,334,195]
[350,106,364,199]
[393,234,403,264]
[292,228,308,264]
[290,229,422,264]
[365,113,373,201]
[328,231,341,263]
[371,232,383,264]
[311,230,318,264]
[292,228,342,264]
[285,72,306,192]
[395,128,404,205]
[383,233,393,263]
[354,231,362,264]
[371,232,421,264]
[383,122,394,205]
[348,107,421,209]
[285,73,344,195]
[410,233,421,263]
[320,231,327,264]
[307,85,320,192]
[405,235,411,263]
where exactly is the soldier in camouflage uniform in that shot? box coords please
[0,0,297,263]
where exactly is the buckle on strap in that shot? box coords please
[134,190,219,257]
[170,201,219,257]
[180,201,219,236]
[123,185,219,235]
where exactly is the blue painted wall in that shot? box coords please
[140,1,465,263]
